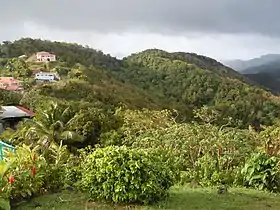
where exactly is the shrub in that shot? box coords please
[42,142,71,191]
[6,145,47,201]
[124,123,258,186]
[241,153,280,192]
[79,146,177,204]
[184,153,242,186]
[0,145,47,202]
[63,147,93,188]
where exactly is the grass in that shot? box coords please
[13,186,280,210]
[146,186,280,210]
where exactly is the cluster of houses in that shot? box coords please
[0,52,57,154]
[0,52,57,139]
[0,51,59,93]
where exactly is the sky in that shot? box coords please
[1,0,280,61]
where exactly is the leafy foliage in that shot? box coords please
[12,100,114,150]
[1,38,280,127]
[241,153,280,192]
[79,146,177,204]
[1,145,47,201]
[3,38,280,205]
[4,58,32,78]
[0,90,21,106]
[118,49,280,126]
[0,38,121,70]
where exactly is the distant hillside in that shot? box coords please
[244,62,280,94]
[242,60,280,74]
[131,49,251,82]
[119,49,280,126]
[244,72,280,94]
[224,54,280,72]
[224,54,280,94]
[1,38,280,128]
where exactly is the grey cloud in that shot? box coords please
[1,0,280,36]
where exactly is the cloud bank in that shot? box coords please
[1,0,280,60]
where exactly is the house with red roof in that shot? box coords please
[36,51,56,62]
[0,77,23,92]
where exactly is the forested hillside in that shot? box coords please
[243,61,280,94]
[3,38,280,209]
[1,38,279,128]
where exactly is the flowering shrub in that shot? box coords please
[79,146,177,204]
[1,145,47,201]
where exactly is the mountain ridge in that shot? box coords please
[224,54,280,72]
[1,38,280,128]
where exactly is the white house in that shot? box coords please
[36,51,56,62]
[35,72,60,82]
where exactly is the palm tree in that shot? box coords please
[22,102,84,150]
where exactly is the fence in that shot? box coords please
[0,140,15,160]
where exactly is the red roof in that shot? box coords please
[0,77,22,84]
[4,86,23,91]
[16,106,35,117]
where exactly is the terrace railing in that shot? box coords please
[0,140,15,160]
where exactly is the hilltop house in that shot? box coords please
[0,77,23,92]
[36,51,56,62]
[35,72,60,82]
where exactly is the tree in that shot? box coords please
[5,58,31,77]
[20,102,84,150]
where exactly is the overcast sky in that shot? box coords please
[1,0,280,61]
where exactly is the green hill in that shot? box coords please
[1,38,280,128]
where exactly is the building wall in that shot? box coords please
[36,54,56,62]
[35,74,55,81]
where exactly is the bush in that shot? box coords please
[2,145,47,201]
[62,150,88,188]
[123,123,258,186]
[79,146,177,204]
[241,153,280,192]
[184,153,242,187]
[42,142,71,191]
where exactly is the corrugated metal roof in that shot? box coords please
[0,106,34,119]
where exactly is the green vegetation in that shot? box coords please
[1,38,280,209]
[0,89,21,105]
[78,146,177,204]
[13,187,280,210]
